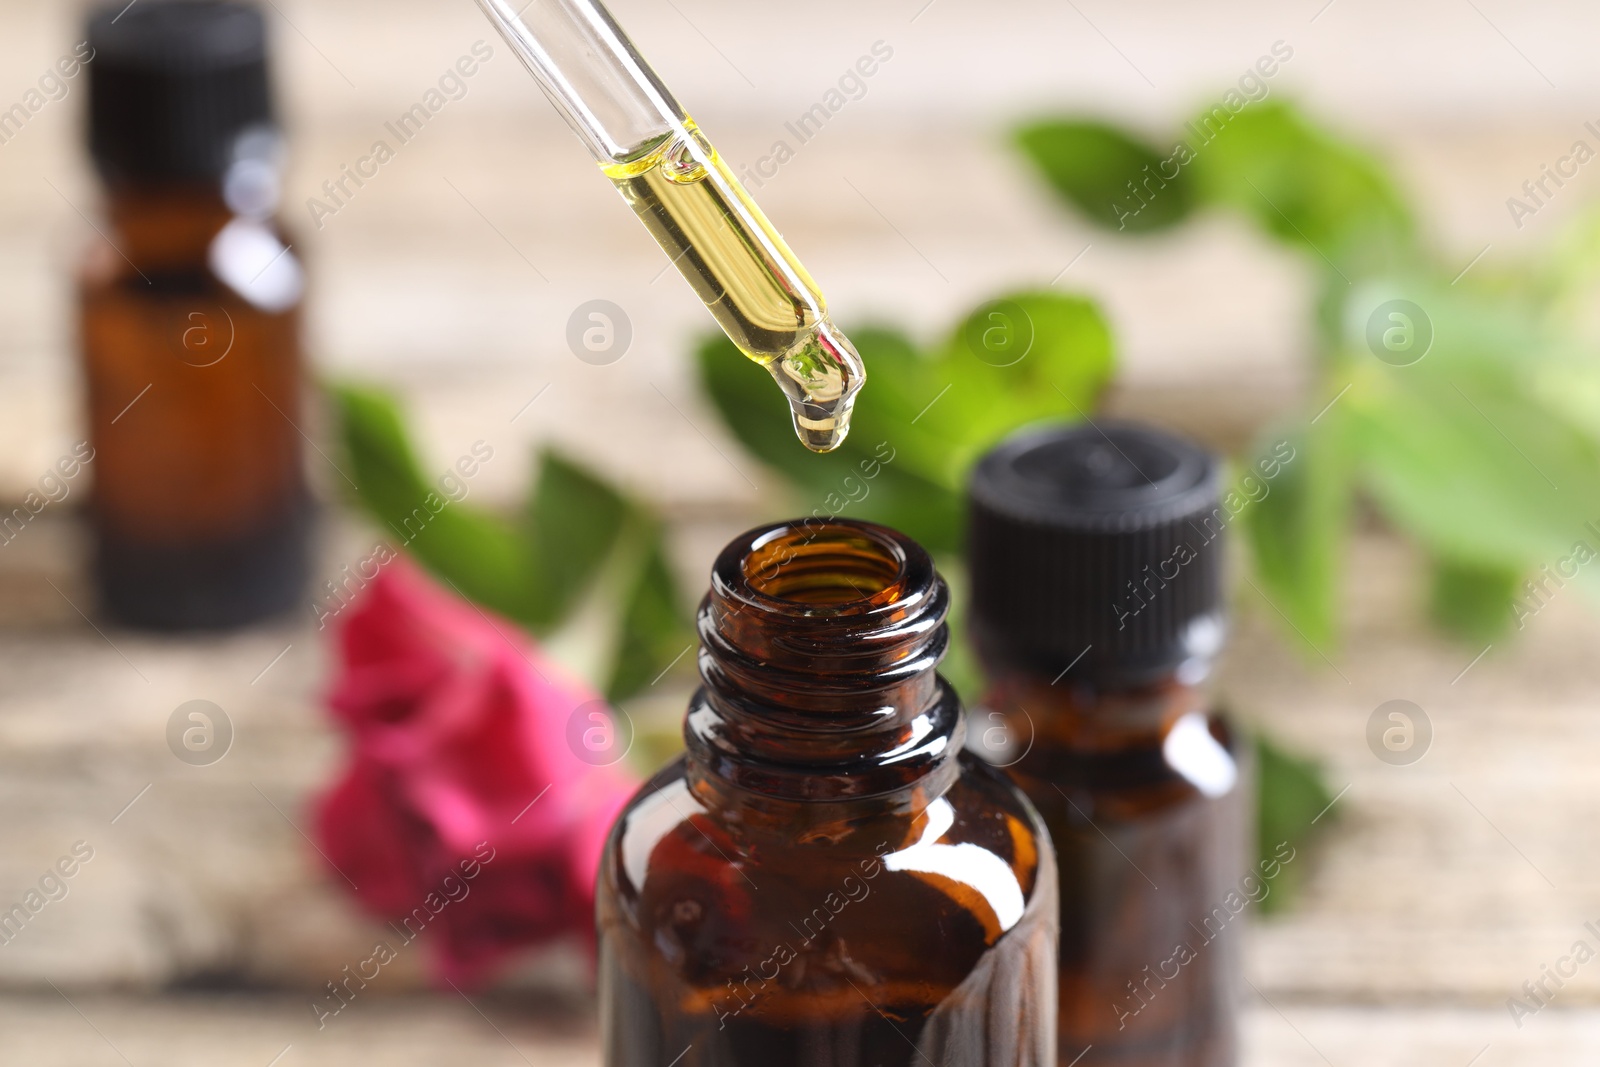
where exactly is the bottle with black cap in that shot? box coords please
[80,0,308,629]
[967,421,1251,1067]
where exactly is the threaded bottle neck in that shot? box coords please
[686,520,963,802]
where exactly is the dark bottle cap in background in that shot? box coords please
[88,0,274,182]
[967,421,1226,684]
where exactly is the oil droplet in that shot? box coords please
[770,318,864,453]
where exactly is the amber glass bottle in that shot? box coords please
[967,424,1245,1067]
[598,519,1058,1066]
[80,1,308,629]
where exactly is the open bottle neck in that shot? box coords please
[685,519,965,808]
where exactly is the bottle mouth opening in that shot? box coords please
[737,521,909,608]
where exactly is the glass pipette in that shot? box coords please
[475,0,866,453]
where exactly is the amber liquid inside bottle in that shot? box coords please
[975,664,1244,1067]
[79,184,309,628]
[598,520,1058,1066]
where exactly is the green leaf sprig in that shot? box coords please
[332,384,690,702]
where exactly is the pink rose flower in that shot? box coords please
[314,558,638,987]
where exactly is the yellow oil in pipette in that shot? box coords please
[602,119,863,453]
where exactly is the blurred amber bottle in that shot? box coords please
[968,424,1247,1067]
[80,0,308,629]
[599,519,1057,1066]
